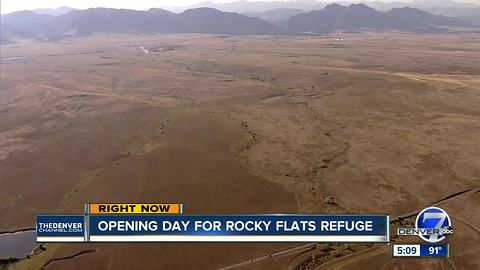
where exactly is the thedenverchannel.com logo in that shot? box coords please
[397,207,453,243]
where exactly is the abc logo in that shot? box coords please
[416,207,452,243]
[442,226,454,236]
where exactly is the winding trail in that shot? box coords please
[313,245,385,270]
[39,250,96,270]
[450,215,480,235]
[217,243,316,270]
[0,227,35,235]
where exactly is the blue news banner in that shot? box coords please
[37,214,389,243]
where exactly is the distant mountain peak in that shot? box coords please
[347,3,375,10]
[32,6,76,16]
[349,3,370,8]
[324,3,346,10]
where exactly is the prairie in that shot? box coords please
[0,32,479,269]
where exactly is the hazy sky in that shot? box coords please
[1,0,478,14]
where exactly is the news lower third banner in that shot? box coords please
[37,214,390,243]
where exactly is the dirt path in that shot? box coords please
[313,245,386,270]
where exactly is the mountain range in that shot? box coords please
[0,4,474,43]
[284,3,471,34]
[177,0,480,25]
[179,0,478,13]
[0,7,278,43]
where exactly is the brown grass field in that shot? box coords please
[0,32,479,269]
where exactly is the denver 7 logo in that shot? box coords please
[416,207,452,243]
